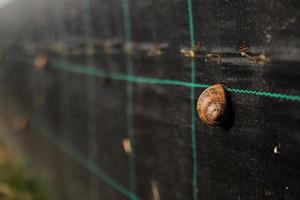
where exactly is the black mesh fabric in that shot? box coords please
[0,0,299,200]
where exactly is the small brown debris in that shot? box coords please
[122,138,132,154]
[147,45,162,57]
[151,180,161,200]
[85,47,95,56]
[265,190,273,197]
[253,53,268,65]
[137,42,168,57]
[180,48,195,58]
[240,51,268,65]
[124,43,134,55]
[205,53,222,63]
[49,43,66,54]
[34,53,49,70]
[285,186,289,190]
[239,42,269,65]
[239,41,249,53]
[274,143,282,155]
[180,42,201,58]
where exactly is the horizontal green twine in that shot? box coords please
[51,59,300,103]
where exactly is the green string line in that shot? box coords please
[80,0,99,200]
[125,58,136,200]
[30,117,139,200]
[122,0,132,43]
[51,60,300,102]
[226,88,300,101]
[187,0,198,199]
[122,0,136,199]
[56,0,72,199]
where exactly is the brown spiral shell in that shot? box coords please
[196,84,226,125]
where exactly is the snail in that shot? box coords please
[196,84,227,126]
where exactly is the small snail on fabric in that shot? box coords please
[197,84,227,126]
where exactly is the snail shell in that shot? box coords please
[196,84,227,125]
